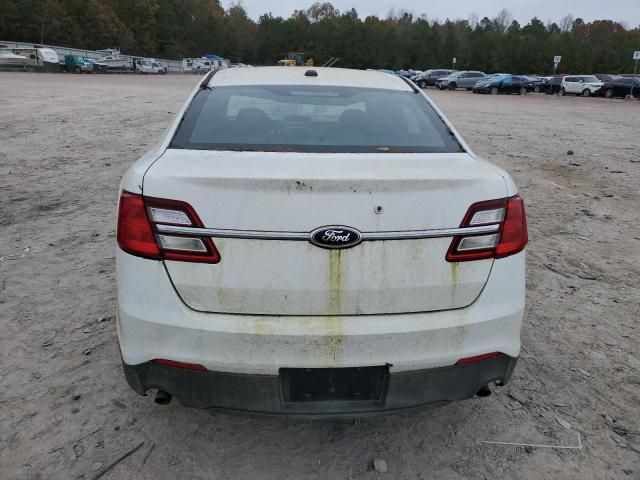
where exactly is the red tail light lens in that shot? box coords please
[117,192,161,259]
[152,358,207,371]
[117,191,220,263]
[495,195,528,258]
[455,352,503,366]
[447,195,528,262]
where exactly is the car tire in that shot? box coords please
[519,87,527,95]
[604,89,613,99]
[534,86,541,93]
[560,88,566,96]
[490,87,498,95]
[418,80,427,88]
[74,66,81,74]
[448,82,456,90]
[582,89,591,97]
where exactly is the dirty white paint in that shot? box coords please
[142,150,510,231]
[117,251,524,374]
[165,237,492,315]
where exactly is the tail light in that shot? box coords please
[117,191,220,263]
[447,194,528,262]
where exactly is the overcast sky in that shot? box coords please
[222,0,640,28]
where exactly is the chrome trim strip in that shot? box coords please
[155,224,500,240]
[361,225,499,240]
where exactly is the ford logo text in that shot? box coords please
[309,226,362,249]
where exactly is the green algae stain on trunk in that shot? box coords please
[324,316,344,365]
[450,261,459,306]
[450,261,459,287]
[328,249,343,314]
[326,249,344,365]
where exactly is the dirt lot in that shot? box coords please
[1,72,639,480]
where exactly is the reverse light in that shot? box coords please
[446,195,528,262]
[148,207,191,225]
[117,191,220,263]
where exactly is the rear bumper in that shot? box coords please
[123,354,517,416]
[116,249,525,414]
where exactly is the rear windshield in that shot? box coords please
[171,85,462,153]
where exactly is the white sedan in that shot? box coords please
[116,66,528,415]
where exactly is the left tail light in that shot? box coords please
[117,191,220,263]
[446,194,528,262]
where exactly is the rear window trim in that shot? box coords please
[170,85,464,154]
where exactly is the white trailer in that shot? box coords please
[9,47,59,71]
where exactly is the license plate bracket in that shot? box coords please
[280,366,389,404]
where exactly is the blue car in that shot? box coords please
[472,74,534,95]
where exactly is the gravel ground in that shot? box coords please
[1,72,639,480]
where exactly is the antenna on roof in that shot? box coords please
[200,70,217,89]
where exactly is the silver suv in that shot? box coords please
[436,71,486,90]
[414,69,454,88]
[560,75,603,97]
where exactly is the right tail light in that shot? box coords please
[446,195,528,262]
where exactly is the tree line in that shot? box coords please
[1,0,639,74]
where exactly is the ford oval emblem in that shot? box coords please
[310,226,362,249]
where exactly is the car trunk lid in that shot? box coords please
[143,150,507,315]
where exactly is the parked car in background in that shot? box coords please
[535,76,563,94]
[413,69,454,88]
[598,77,640,98]
[436,71,486,90]
[531,76,551,93]
[472,75,533,95]
[116,66,527,415]
[560,75,603,97]
[84,58,109,73]
[594,74,618,83]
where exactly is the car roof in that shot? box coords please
[209,66,413,91]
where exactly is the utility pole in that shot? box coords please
[631,51,640,99]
